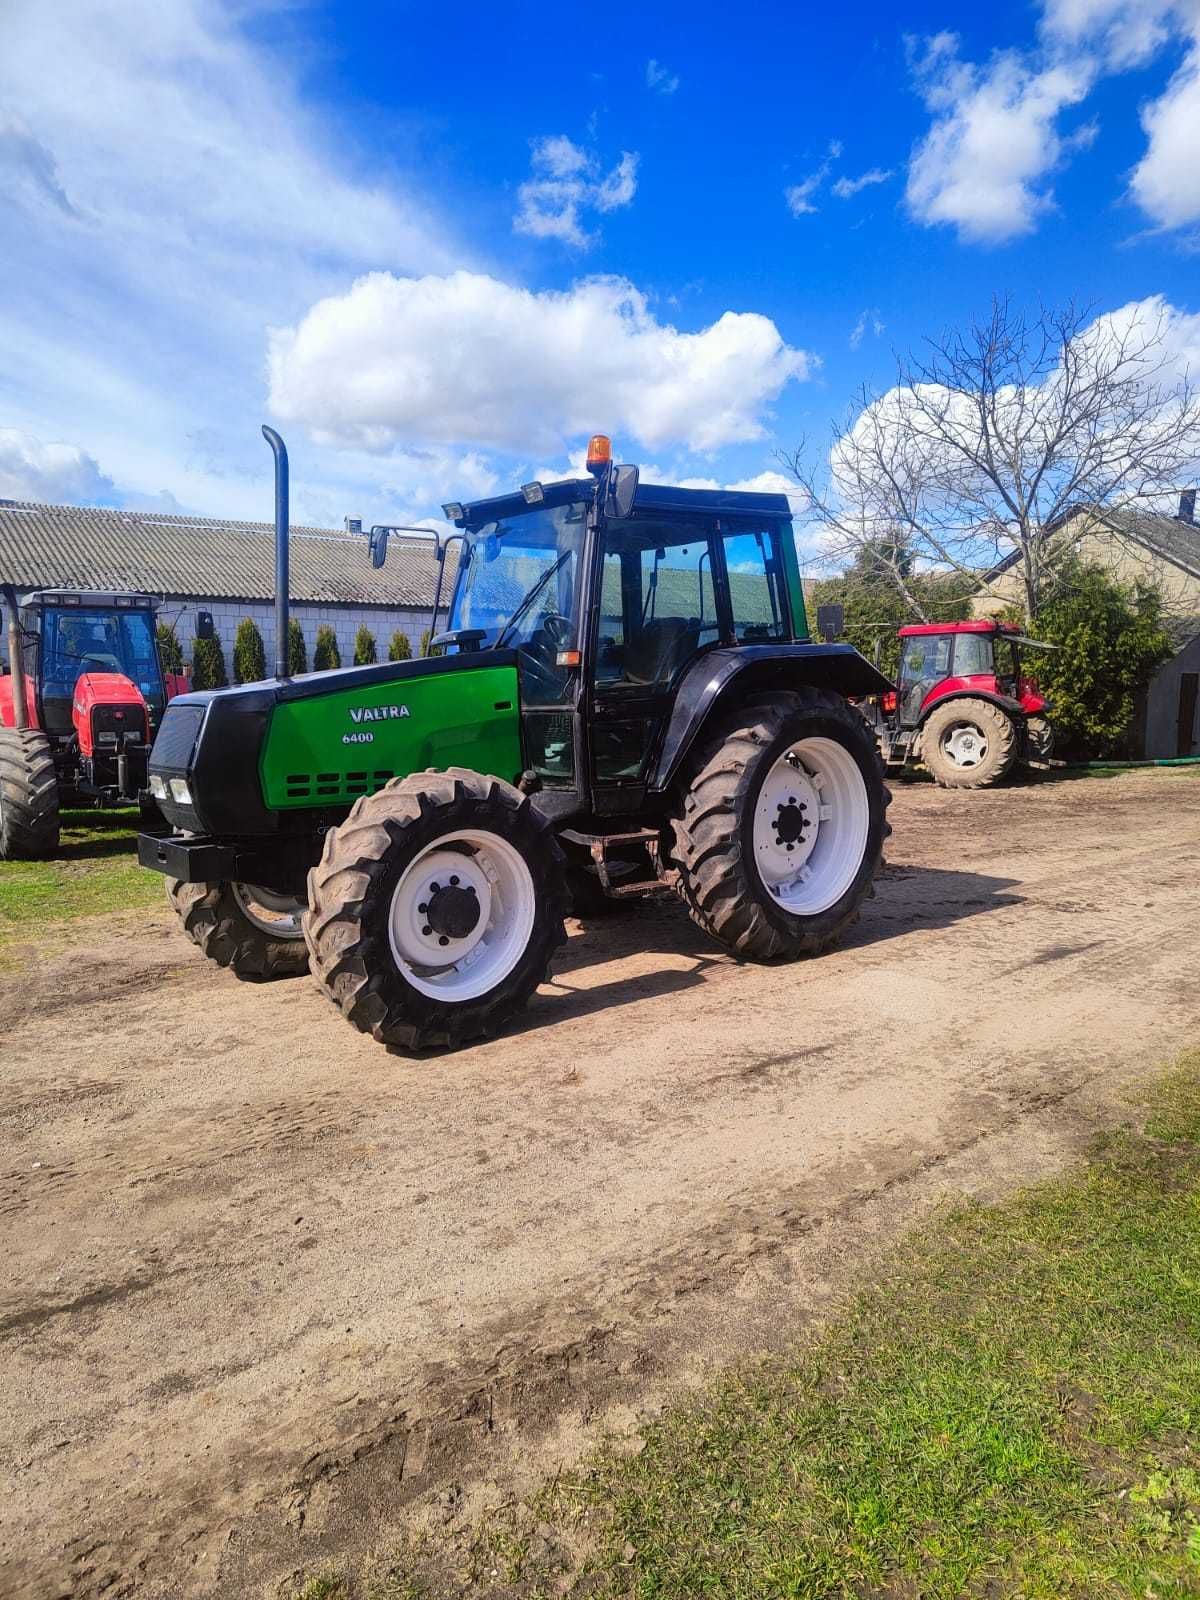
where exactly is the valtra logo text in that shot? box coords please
[349,704,411,724]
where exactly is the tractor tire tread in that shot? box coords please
[921,696,1017,789]
[304,769,568,1050]
[166,877,310,980]
[671,689,890,962]
[0,727,60,860]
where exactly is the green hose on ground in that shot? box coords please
[1065,755,1200,769]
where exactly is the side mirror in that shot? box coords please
[196,611,215,641]
[608,464,639,520]
[368,525,389,569]
[816,603,844,643]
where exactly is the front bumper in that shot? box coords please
[138,832,238,882]
[138,830,320,894]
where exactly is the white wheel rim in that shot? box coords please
[231,881,306,940]
[388,829,536,1002]
[942,722,987,768]
[752,736,870,916]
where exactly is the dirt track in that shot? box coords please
[2,769,1199,1599]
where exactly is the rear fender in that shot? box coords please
[916,687,1025,729]
[0,673,39,729]
[649,644,892,794]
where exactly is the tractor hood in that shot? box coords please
[148,649,522,836]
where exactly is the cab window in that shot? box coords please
[723,529,788,641]
[595,523,719,691]
[951,632,994,677]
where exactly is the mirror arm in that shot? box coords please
[428,533,464,656]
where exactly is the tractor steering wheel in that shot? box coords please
[518,613,574,703]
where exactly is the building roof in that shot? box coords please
[1091,504,1200,581]
[0,499,443,608]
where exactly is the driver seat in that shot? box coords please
[622,618,700,685]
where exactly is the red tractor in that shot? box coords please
[0,586,189,859]
[870,619,1055,789]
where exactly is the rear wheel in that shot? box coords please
[1026,714,1055,763]
[304,768,568,1049]
[670,689,890,960]
[920,697,1016,789]
[0,728,60,860]
[166,878,309,980]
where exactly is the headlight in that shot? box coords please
[149,774,168,800]
[169,777,193,804]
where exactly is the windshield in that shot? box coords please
[40,607,165,717]
[448,500,587,649]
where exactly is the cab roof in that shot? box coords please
[20,587,159,610]
[897,620,1019,637]
[454,477,792,529]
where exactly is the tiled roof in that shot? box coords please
[1094,505,1200,581]
[0,499,444,608]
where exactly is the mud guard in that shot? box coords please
[649,644,893,794]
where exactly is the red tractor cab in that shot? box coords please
[872,620,1055,789]
[0,586,188,859]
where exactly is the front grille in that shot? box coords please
[281,768,395,803]
[150,704,205,772]
[92,704,147,743]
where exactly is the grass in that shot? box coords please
[0,806,161,939]
[288,1050,1200,1600]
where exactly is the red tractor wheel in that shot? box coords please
[919,697,1017,789]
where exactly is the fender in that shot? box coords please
[0,673,38,730]
[649,644,892,794]
[915,686,1027,729]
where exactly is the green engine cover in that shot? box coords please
[259,662,523,810]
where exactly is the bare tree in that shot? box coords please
[786,298,1200,618]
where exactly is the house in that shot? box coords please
[0,499,445,670]
[973,492,1200,758]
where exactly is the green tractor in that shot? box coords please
[139,430,892,1049]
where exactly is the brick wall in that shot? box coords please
[163,597,434,675]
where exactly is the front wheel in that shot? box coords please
[670,689,890,961]
[303,769,568,1050]
[166,878,310,979]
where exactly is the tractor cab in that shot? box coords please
[436,450,800,807]
[22,591,168,737]
[876,620,1055,788]
[0,586,186,859]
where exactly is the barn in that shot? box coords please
[0,499,443,671]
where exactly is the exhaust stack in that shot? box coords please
[2,584,29,729]
[262,426,291,679]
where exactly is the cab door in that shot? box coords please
[589,517,721,811]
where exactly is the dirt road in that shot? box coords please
[2,769,1198,1599]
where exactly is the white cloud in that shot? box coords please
[905,35,1094,242]
[785,139,865,215]
[1130,43,1200,227]
[513,136,639,248]
[268,270,814,458]
[0,0,459,521]
[646,59,680,94]
[0,429,115,504]
[849,309,886,349]
[1041,0,1182,67]
[785,166,828,216]
[832,167,895,199]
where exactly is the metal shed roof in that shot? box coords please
[0,500,442,608]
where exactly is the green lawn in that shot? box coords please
[0,807,161,938]
[300,1051,1200,1600]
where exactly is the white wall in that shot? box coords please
[160,597,434,676]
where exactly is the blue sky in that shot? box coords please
[1,0,1198,558]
